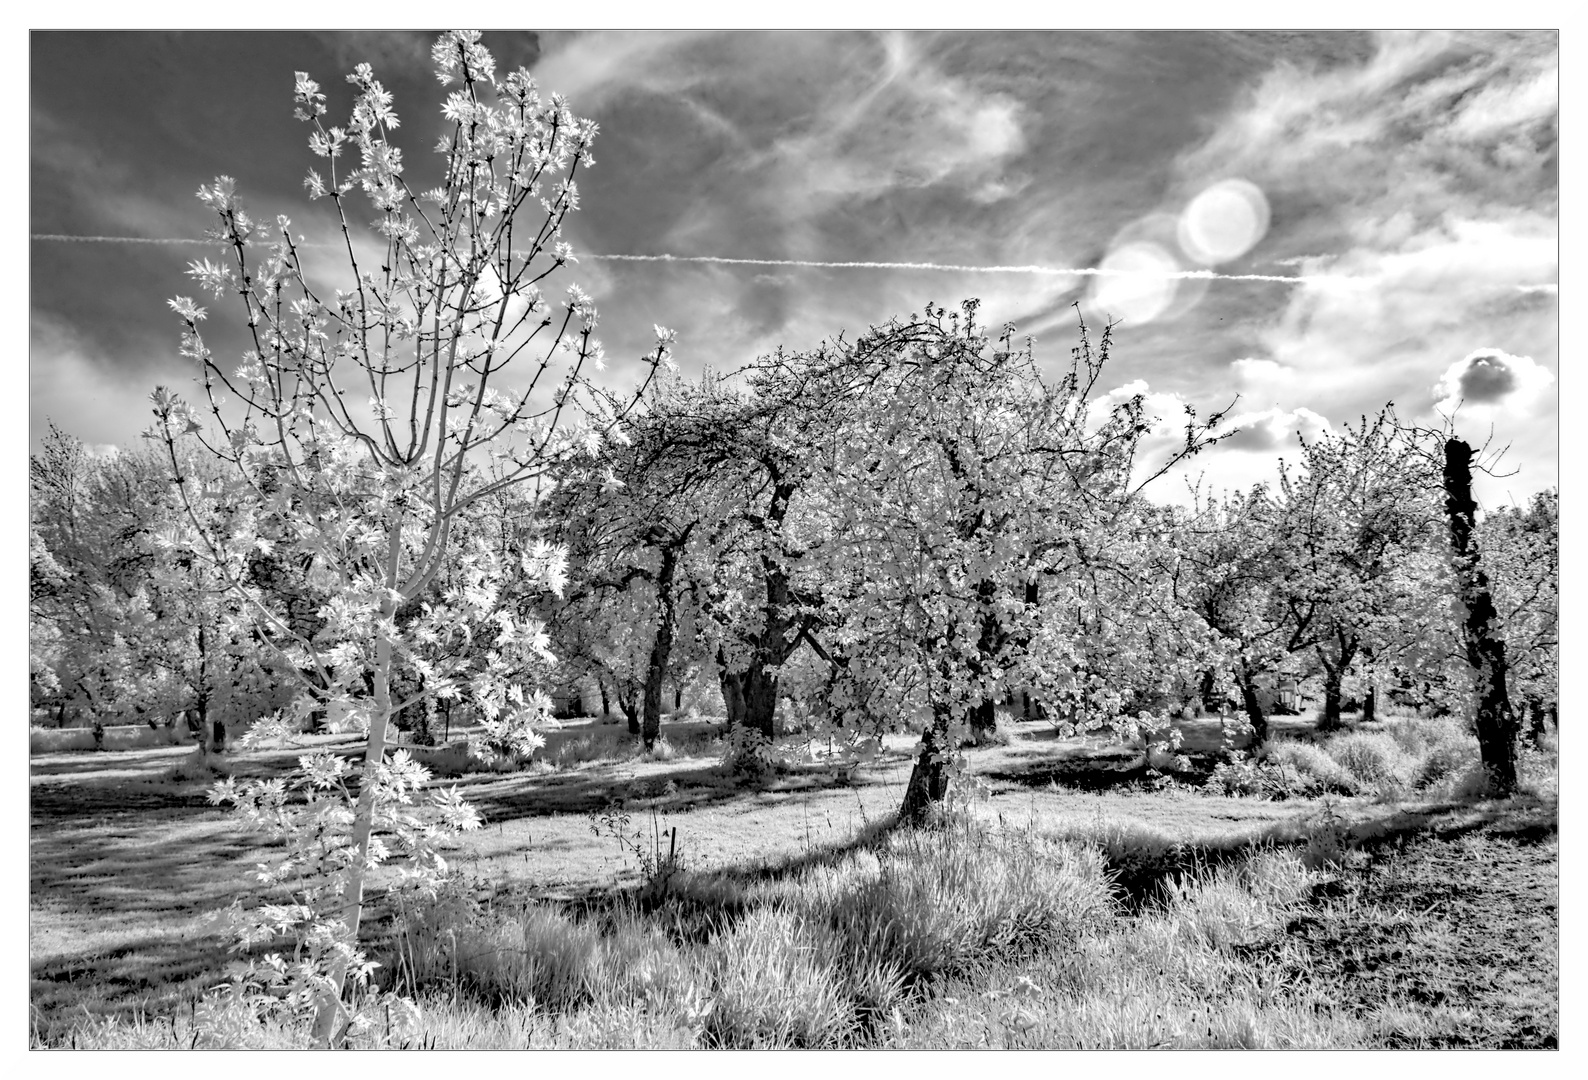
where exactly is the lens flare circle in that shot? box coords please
[1178,179,1270,266]
[1088,242,1180,325]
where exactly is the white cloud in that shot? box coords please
[1216,406,1334,453]
[30,316,176,452]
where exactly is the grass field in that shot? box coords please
[29,709,1558,1048]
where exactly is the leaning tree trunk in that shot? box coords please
[899,713,953,826]
[1442,438,1519,793]
[1236,662,1268,745]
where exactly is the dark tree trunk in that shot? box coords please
[742,667,779,740]
[732,495,802,741]
[1318,661,1344,733]
[1237,663,1268,745]
[965,598,1002,743]
[597,680,610,717]
[968,698,998,744]
[718,647,747,733]
[1199,669,1217,714]
[641,542,682,751]
[194,625,215,757]
[1443,439,1519,793]
[620,690,639,735]
[899,717,952,825]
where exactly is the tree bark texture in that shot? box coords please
[641,541,682,750]
[899,717,952,825]
[1237,663,1268,745]
[1318,662,1344,732]
[1442,439,1519,793]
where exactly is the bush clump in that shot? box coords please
[1323,731,1414,793]
[1258,740,1361,797]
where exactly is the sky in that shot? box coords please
[29,29,1559,507]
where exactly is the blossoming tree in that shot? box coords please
[151,31,667,1044]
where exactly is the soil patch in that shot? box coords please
[1278,825,1558,1047]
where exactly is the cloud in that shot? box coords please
[1433,348,1553,416]
[1175,31,1557,217]
[30,314,178,452]
[1216,406,1334,452]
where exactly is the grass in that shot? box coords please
[30,708,1557,1048]
[31,724,191,754]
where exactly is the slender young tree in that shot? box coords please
[153,33,666,1043]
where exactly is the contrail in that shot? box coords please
[32,234,215,245]
[33,232,1329,284]
[31,233,341,248]
[581,252,1327,284]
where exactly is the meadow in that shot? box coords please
[29,706,1557,1049]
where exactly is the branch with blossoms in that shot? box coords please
[149,31,673,1046]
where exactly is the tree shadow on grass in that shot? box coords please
[449,748,915,825]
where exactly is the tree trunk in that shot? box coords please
[733,533,798,740]
[1199,668,1217,715]
[619,686,640,735]
[1525,696,1546,744]
[1442,439,1519,793]
[1318,660,1344,733]
[311,522,400,1047]
[1237,663,1268,745]
[641,535,688,750]
[718,664,746,733]
[1362,683,1377,726]
[899,716,952,825]
[598,679,610,718]
[966,603,1001,743]
[742,667,779,740]
[968,698,998,744]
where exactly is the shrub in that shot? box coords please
[1163,851,1312,952]
[1259,740,1360,796]
[1205,752,1288,799]
[1323,731,1413,792]
[392,889,603,1011]
[701,906,856,1048]
[822,824,1113,988]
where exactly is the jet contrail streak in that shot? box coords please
[31,233,341,248]
[583,251,1339,285]
[32,233,1343,284]
[32,234,214,245]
